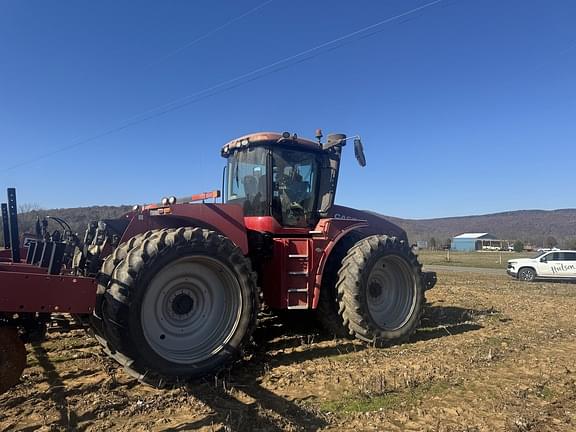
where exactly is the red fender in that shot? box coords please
[311,218,368,309]
[105,203,249,258]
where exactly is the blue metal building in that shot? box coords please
[451,233,498,252]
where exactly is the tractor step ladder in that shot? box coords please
[285,239,311,309]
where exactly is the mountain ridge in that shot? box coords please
[382,208,576,245]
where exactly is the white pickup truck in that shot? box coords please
[507,250,576,282]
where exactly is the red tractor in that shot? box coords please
[0,131,436,392]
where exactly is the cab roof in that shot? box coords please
[221,132,322,157]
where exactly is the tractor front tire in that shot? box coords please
[102,227,258,387]
[337,235,424,347]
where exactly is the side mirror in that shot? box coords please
[540,257,547,263]
[354,138,366,167]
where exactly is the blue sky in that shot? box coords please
[1,0,575,218]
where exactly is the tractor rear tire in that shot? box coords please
[92,230,162,337]
[316,232,363,338]
[0,327,27,394]
[102,227,258,387]
[337,235,424,347]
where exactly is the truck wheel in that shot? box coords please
[102,227,258,387]
[316,232,363,338]
[518,267,536,282]
[337,235,424,347]
[92,230,162,337]
[0,327,27,394]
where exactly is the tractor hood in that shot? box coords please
[328,205,408,242]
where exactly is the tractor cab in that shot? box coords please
[221,131,365,228]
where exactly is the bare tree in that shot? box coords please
[18,202,42,213]
[545,236,558,248]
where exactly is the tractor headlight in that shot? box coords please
[161,197,169,206]
[168,196,177,205]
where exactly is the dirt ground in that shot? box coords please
[1,271,576,432]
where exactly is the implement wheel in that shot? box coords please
[0,327,27,394]
[337,235,424,347]
[102,227,258,387]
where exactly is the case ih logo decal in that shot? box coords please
[333,213,354,220]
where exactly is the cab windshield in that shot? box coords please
[225,145,320,226]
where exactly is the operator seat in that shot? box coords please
[287,173,309,203]
[242,175,258,215]
[243,175,258,197]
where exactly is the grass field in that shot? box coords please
[418,250,534,269]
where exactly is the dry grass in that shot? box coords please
[419,249,534,269]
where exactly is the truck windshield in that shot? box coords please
[272,148,318,227]
[226,147,268,216]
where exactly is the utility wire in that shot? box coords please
[534,38,576,70]
[143,0,275,70]
[121,0,446,120]
[2,0,445,173]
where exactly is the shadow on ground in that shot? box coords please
[175,382,328,432]
[23,342,79,431]
[413,304,488,342]
[174,314,337,431]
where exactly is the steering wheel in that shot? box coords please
[288,202,306,220]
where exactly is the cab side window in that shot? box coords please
[227,148,268,216]
[564,252,576,261]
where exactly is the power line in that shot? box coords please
[143,0,275,70]
[534,38,576,70]
[138,0,446,116]
[3,0,446,173]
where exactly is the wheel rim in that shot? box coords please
[366,255,416,331]
[141,255,242,364]
[520,269,534,281]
